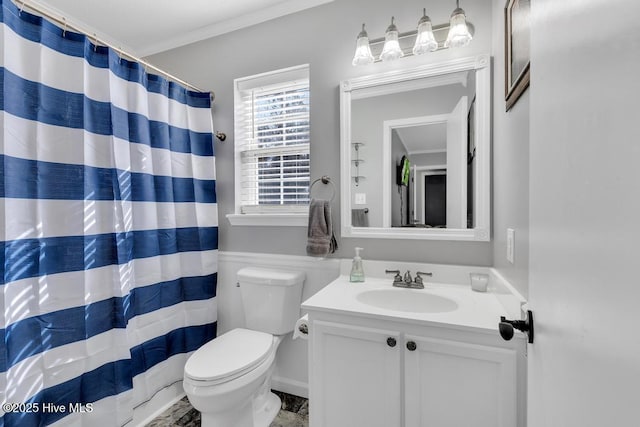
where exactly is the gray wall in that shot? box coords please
[489,0,530,297]
[410,152,447,167]
[149,0,499,267]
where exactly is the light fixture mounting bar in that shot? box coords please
[367,21,475,62]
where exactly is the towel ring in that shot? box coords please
[309,175,336,202]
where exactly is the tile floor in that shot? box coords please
[147,391,308,427]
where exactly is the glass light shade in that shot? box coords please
[412,11,438,55]
[380,17,403,62]
[352,24,374,66]
[444,7,473,48]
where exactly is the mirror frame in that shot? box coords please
[340,54,491,241]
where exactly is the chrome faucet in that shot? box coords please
[385,270,432,289]
[403,270,413,284]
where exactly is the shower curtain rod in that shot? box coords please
[12,0,213,98]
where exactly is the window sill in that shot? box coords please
[226,213,308,227]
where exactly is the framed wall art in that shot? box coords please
[505,0,530,111]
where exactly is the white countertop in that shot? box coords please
[302,275,513,334]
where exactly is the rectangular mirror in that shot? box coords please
[340,54,491,241]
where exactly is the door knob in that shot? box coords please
[499,310,534,344]
[387,337,397,347]
[406,341,417,351]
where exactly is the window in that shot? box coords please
[232,65,310,224]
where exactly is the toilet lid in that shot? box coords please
[184,328,274,381]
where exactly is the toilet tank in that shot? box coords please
[237,267,306,335]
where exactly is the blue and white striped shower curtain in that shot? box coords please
[0,1,218,425]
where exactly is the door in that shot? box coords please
[529,1,640,425]
[309,321,401,427]
[445,96,467,228]
[424,174,446,226]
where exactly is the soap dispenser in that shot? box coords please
[350,247,365,282]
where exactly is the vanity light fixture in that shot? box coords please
[352,24,375,66]
[412,9,438,55]
[444,0,473,48]
[380,17,403,62]
[351,3,473,66]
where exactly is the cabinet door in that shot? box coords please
[404,335,518,427]
[310,320,401,427]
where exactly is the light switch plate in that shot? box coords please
[507,228,515,264]
[355,193,366,205]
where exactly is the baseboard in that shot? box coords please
[272,375,309,399]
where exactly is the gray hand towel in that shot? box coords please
[307,199,338,257]
[351,209,369,227]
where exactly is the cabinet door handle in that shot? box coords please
[386,337,397,347]
[406,341,417,351]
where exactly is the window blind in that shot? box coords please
[236,74,310,213]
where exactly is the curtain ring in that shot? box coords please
[93,34,98,52]
[62,18,67,37]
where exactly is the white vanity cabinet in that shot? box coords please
[307,311,525,427]
[403,333,519,427]
[310,320,402,427]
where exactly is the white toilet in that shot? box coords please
[183,267,306,427]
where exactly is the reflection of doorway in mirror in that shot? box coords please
[385,115,448,228]
[412,166,447,227]
[384,101,468,229]
[424,174,446,227]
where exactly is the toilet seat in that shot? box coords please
[184,328,275,385]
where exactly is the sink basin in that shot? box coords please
[356,289,458,313]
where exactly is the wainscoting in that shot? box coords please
[217,251,341,397]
